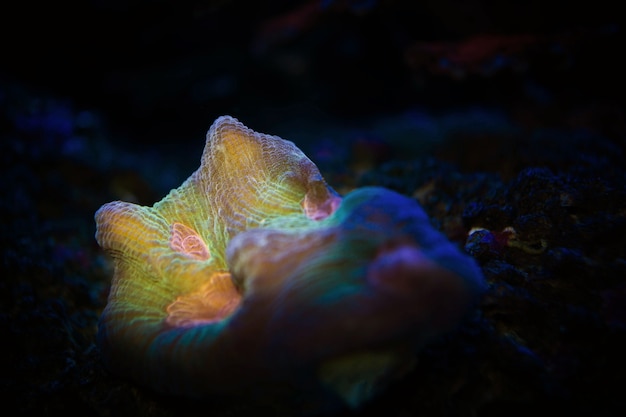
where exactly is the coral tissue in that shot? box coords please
[95,115,485,410]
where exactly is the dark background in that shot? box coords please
[3,0,623,149]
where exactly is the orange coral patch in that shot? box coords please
[165,272,241,327]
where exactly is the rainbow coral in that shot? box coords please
[94,115,485,411]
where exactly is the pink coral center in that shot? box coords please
[169,222,210,260]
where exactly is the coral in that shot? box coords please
[94,115,485,411]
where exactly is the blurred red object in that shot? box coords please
[254,0,377,52]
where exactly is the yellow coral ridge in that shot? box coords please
[95,115,342,396]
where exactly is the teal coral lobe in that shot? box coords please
[94,115,485,411]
